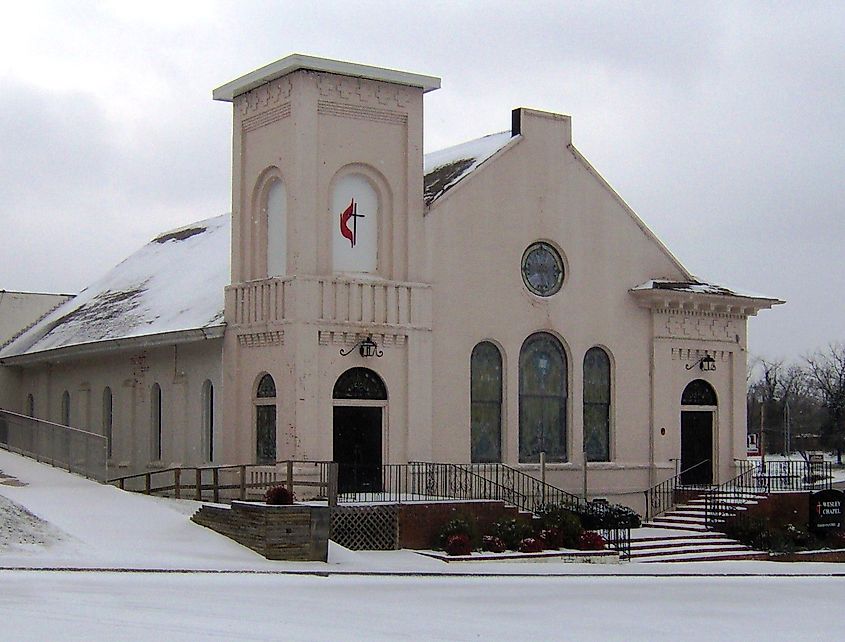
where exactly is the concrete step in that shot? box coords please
[643,519,709,532]
[630,537,741,552]
[631,544,754,560]
[637,550,769,563]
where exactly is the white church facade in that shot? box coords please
[0,55,781,511]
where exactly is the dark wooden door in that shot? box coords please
[333,406,382,494]
[680,411,713,485]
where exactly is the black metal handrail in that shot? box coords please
[704,459,833,530]
[643,459,711,521]
[421,462,631,559]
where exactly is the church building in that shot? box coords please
[0,55,781,511]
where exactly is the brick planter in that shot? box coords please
[192,502,330,561]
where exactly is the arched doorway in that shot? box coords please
[680,379,717,485]
[332,368,387,494]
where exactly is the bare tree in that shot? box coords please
[805,343,845,464]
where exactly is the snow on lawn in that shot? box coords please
[2,451,845,639]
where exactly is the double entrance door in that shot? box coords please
[333,406,383,494]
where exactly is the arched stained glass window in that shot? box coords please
[682,379,717,406]
[255,374,276,464]
[256,374,276,398]
[519,333,567,463]
[583,347,611,462]
[333,368,387,400]
[471,342,503,463]
[150,383,162,461]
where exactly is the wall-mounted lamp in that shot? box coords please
[339,335,383,358]
[685,354,716,371]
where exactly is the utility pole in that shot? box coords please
[760,395,766,474]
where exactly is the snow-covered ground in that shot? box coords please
[1,450,844,640]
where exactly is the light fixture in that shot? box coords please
[686,354,716,371]
[339,335,383,358]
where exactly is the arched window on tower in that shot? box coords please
[265,179,287,277]
[332,173,379,274]
[583,347,611,462]
[519,333,568,463]
[471,342,503,463]
[255,374,277,464]
[150,383,162,461]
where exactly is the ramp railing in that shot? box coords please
[0,408,108,481]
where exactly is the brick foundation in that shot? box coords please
[396,500,530,549]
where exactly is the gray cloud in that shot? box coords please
[0,1,842,361]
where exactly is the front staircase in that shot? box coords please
[632,489,769,562]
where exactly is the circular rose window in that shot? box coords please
[521,242,564,297]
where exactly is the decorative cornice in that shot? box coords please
[317,100,406,125]
[236,77,293,117]
[237,330,284,347]
[672,347,731,363]
[316,73,411,110]
[658,312,741,342]
[318,330,406,348]
[242,102,291,132]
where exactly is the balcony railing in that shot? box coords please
[226,276,431,329]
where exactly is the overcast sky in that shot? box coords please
[1,1,842,362]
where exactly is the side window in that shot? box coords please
[150,383,162,461]
[61,391,70,426]
[202,380,214,462]
[583,347,611,462]
[470,342,503,463]
[255,374,277,464]
[103,387,113,459]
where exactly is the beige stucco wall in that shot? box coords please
[221,68,432,468]
[425,109,698,508]
[15,338,222,476]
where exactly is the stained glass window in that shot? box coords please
[333,368,387,400]
[255,374,276,464]
[682,379,717,406]
[519,333,567,462]
[583,347,611,462]
[256,374,276,398]
[471,342,502,463]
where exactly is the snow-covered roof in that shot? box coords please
[632,279,782,302]
[1,215,230,359]
[423,131,515,205]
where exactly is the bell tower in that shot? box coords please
[213,54,440,284]
[214,55,440,466]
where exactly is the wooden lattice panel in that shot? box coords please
[330,506,398,550]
